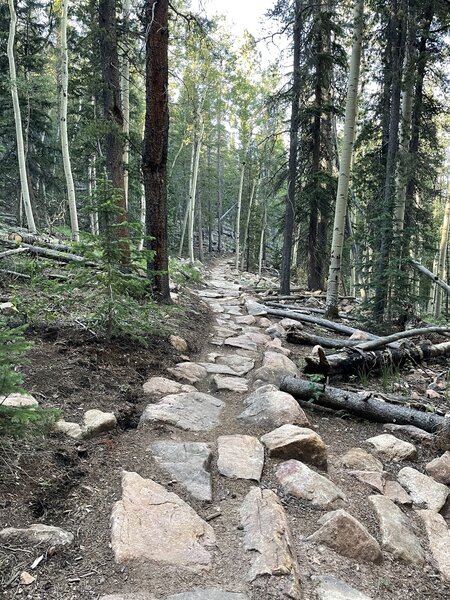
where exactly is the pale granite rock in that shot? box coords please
[217,435,264,481]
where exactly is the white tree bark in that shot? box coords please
[241,177,258,270]
[178,141,195,257]
[60,0,79,242]
[325,0,364,317]
[7,0,36,234]
[188,118,204,265]
[235,161,246,271]
[434,193,450,317]
[258,200,267,277]
[121,0,130,210]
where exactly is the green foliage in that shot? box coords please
[0,319,59,437]
[169,257,202,284]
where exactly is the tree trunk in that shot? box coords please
[280,377,448,433]
[179,141,195,257]
[235,149,248,271]
[217,85,223,253]
[7,0,36,234]
[188,120,204,265]
[258,200,267,277]
[142,0,171,303]
[434,194,450,318]
[60,0,79,242]
[241,178,258,271]
[410,259,450,294]
[280,0,302,295]
[121,0,131,211]
[325,0,364,318]
[99,0,129,263]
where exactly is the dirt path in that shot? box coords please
[2,258,450,599]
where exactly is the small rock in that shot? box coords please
[149,441,212,501]
[0,302,18,316]
[240,487,301,599]
[265,324,286,339]
[261,424,326,469]
[245,331,272,345]
[307,509,382,563]
[348,330,370,341]
[341,448,383,472]
[349,471,385,493]
[252,351,298,386]
[265,338,291,356]
[217,435,264,481]
[169,335,188,352]
[245,300,267,316]
[238,385,310,429]
[276,460,346,509]
[210,303,224,313]
[397,467,449,512]
[140,392,224,432]
[383,423,433,443]
[279,318,303,329]
[224,335,258,352]
[425,451,450,485]
[224,305,242,316]
[416,509,450,581]
[167,363,208,385]
[166,591,248,600]
[383,480,412,505]
[111,471,216,570]
[143,377,196,399]
[217,356,254,376]
[0,393,38,408]
[82,409,116,438]
[0,524,74,547]
[369,495,425,564]
[20,572,36,586]
[312,575,373,600]
[54,419,83,440]
[235,315,256,325]
[212,375,249,393]
[366,434,417,462]
[426,388,441,399]
[257,317,271,327]
[100,595,155,600]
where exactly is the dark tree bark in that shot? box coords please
[281,377,448,433]
[142,0,171,303]
[98,0,129,262]
[280,0,302,295]
[373,0,407,320]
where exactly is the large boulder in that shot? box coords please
[425,451,450,485]
[252,351,298,386]
[238,385,309,429]
[261,424,327,469]
[397,467,449,512]
[365,434,417,462]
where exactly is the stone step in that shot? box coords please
[217,435,264,481]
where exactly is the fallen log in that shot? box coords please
[304,340,450,377]
[18,244,96,266]
[266,301,358,321]
[0,247,28,259]
[280,376,448,433]
[288,325,450,351]
[410,259,450,294]
[266,307,379,339]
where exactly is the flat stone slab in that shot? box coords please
[217,435,264,481]
[397,467,449,512]
[383,423,433,443]
[166,591,248,600]
[307,509,382,563]
[235,315,256,325]
[217,355,255,376]
[167,363,208,385]
[425,451,450,485]
[366,434,417,462]
[149,442,212,501]
[253,351,298,386]
[341,448,383,472]
[139,392,224,432]
[349,471,385,493]
[261,424,327,469]
[213,375,249,393]
[238,385,310,430]
[224,335,258,352]
[369,495,425,564]
[240,487,301,599]
[312,576,373,600]
[265,338,291,356]
[197,362,239,376]
[417,509,450,581]
[383,480,412,505]
[276,460,347,509]
[0,524,74,547]
[0,393,38,408]
[143,377,196,399]
[245,300,267,315]
[111,472,216,571]
[224,305,242,315]
[100,596,156,600]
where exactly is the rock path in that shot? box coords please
[5,259,449,598]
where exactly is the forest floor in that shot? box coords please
[1,257,450,600]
